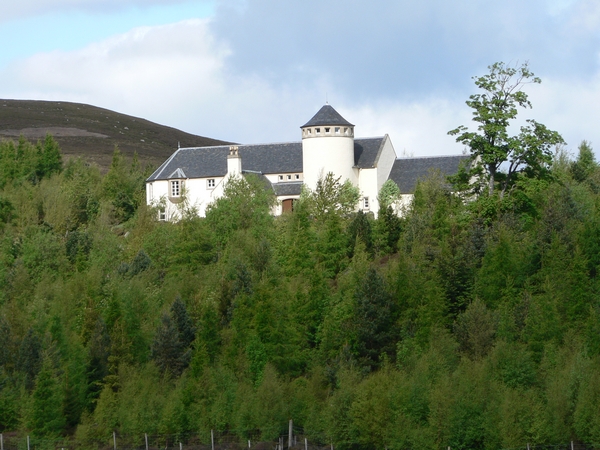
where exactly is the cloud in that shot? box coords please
[529,73,600,151]
[0,19,330,144]
[0,0,197,22]
[1,0,600,158]
[210,0,600,100]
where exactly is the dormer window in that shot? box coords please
[207,179,216,189]
[325,127,330,134]
[171,180,181,197]
[315,127,321,135]
[287,175,292,180]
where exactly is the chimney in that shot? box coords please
[227,145,242,177]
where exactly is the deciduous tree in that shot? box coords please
[449,62,564,197]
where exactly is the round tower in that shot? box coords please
[301,104,357,191]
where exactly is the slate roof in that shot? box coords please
[301,104,354,128]
[273,182,303,196]
[388,155,470,194]
[354,136,387,169]
[147,142,302,181]
[147,138,386,181]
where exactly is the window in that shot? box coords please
[335,127,340,134]
[159,208,166,221]
[344,127,349,135]
[325,127,330,134]
[295,174,300,180]
[279,175,284,181]
[363,197,370,210]
[287,175,292,180]
[315,127,321,135]
[207,179,216,189]
[170,180,181,197]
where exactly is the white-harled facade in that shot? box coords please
[146,104,467,220]
[301,107,358,189]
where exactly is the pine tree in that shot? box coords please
[170,297,196,349]
[0,316,13,370]
[353,268,397,370]
[86,318,111,407]
[151,313,191,377]
[36,134,63,179]
[16,328,42,391]
[28,359,66,437]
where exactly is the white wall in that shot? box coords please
[302,135,357,191]
[376,135,398,191]
[357,167,379,215]
[146,176,226,220]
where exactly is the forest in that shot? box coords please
[1,64,600,450]
[1,132,600,450]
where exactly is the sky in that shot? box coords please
[1,0,600,158]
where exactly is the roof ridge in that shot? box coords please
[396,153,469,160]
[179,141,302,151]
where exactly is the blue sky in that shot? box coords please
[1,0,600,157]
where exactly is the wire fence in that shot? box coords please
[0,431,595,450]
[0,427,333,450]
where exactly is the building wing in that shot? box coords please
[388,155,470,193]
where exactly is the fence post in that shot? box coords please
[248,440,251,448]
[145,433,149,450]
[179,442,182,450]
[27,435,30,450]
[211,430,214,450]
[304,438,307,450]
[571,441,574,450]
[1,432,3,450]
[113,431,117,450]
[288,420,293,449]
[527,444,530,450]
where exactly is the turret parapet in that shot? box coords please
[301,104,354,139]
[301,104,357,189]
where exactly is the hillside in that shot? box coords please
[0,99,231,171]
[1,130,600,449]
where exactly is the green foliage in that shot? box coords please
[101,147,145,223]
[454,299,497,360]
[27,359,66,437]
[306,172,360,220]
[36,134,63,179]
[151,304,193,378]
[352,268,397,370]
[449,61,564,197]
[16,329,43,391]
[86,318,111,408]
[2,131,600,450]
[205,174,276,248]
[0,196,15,226]
[570,141,597,183]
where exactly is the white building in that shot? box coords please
[146,104,467,219]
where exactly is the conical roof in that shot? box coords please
[301,104,354,128]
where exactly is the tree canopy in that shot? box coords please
[449,61,564,197]
[2,116,600,450]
